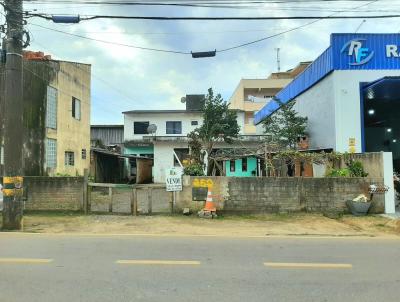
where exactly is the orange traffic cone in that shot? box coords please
[204,190,216,212]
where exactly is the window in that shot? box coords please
[81,149,87,160]
[72,97,81,120]
[191,120,198,126]
[134,121,150,134]
[242,158,248,172]
[230,160,236,172]
[174,148,189,166]
[46,86,57,129]
[65,151,75,166]
[0,145,4,165]
[46,139,57,168]
[166,121,182,134]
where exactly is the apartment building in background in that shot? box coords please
[0,51,91,176]
[228,62,311,134]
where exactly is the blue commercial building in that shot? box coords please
[255,33,400,173]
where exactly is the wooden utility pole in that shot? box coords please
[2,0,24,230]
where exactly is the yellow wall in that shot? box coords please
[228,78,292,134]
[228,78,291,111]
[46,61,91,176]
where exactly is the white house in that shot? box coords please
[123,95,262,182]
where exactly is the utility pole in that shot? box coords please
[2,0,24,230]
[275,48,281,72]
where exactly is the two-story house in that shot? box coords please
[0,51,91,176]
[123,95,205,182]
[123,95,266,182]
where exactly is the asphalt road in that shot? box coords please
[0,233,399,302]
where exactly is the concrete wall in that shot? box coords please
[24,177,84,211]
[176,176,386,214]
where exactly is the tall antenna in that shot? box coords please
[275,48,281,72]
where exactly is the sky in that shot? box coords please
[18,0,400,124]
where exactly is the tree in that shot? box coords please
[188,88,240,175]
[263,98,308,150]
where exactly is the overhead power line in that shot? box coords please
[26,0,380,55]
[28,23,191,54]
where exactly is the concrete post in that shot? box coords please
[2,0,24,230]
[108,187,113,213]
[383,152,396,214]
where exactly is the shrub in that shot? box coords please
[346,160,368,177]
[184,163,205,176]
[326,168,350,177]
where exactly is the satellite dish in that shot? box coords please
[147,124,157,134]
[181,97,186,103]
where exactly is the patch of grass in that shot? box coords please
[24,210,84,217]
[219,213,300,222]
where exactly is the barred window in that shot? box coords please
[46,139,57,168]
[65,151,75,166]
[46,86,58,129]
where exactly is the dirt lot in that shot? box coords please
[2,212,398,237]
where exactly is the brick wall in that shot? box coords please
[178,176,385,214]
[24,177,84,211]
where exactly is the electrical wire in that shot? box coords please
[219,0,379,52]
[28,0,380,54]
[28,23,191,54]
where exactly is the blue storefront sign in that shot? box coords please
[332,33,400,70]
[254,33,400,124]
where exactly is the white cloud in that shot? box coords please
[25,0,397,124]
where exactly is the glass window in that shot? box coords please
[191,120,198,126]
[230,160,236,172]
[166,121,182,134]
[65,151,75,166]
[72,97,81,120]
[46,139,57,168]
[46,86,57,129]
[134,121,150,134]
[242,158,248,172]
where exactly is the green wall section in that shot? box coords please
[124,146,154,156]
[225,157,257,177]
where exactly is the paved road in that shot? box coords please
[0,233,399,302]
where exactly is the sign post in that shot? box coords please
[166,168,183,213]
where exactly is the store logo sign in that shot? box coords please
[341,39,374,66]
